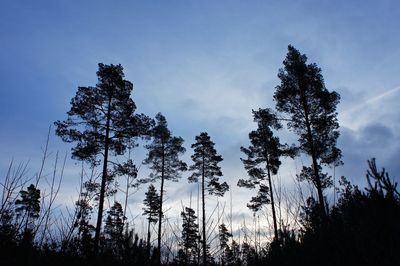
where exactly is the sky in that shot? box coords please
[1,0,400,240]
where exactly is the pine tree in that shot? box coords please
[104,201,125,253]
[273,45,342,217]
[15,184,41,243]
[241,242,257,265]
[189,132,229,265]
[228,240,241,265]
[55,63,151,251]
[142,184,161,258]
[238,108,294,240]
[181,207,200,265]
[143,113,187,263]
[219,223,232,265]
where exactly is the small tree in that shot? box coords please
[274,45,342,217]
[55,63,150,251]
[238,108,295,240]
[15,184,40,243]
[241,242,257,265]
[219,223,232,265]
[142,184,161,258]
[104,201,125,253]
[228,240,241,265]
[143,113,187,263]
[189,132,229,265]
[181,207,200,265]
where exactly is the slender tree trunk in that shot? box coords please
[185,224,189,265]
[266,162,279,241]
[147,219,151,261]
[197,182,201,265]
[123,148,131,224]
[254,213,257,256]
[124,174,129,225]
[201,153,207,266]
[94,97,112,253]
[304,118,326,217]
[300,91,326,217]
[158,143,165,265]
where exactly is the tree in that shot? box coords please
[189,132,229,265]
[104,201,125,253]
[142,184,161,258]
[55,63,151,252]
[219,223,232,265]
[143,113,187,263]
[241,242,257,265]
[74,189,95,255]
[238,108,295,240]
[15,184,41,243]
[273,45,342,217]
[180,207,200,265]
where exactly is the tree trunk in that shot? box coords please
[94,97,112,253]
[197,182,201,265]
[266,161,279,241]
[202,153,207,266]
[300,90,326,218]
[304,118,326,217]
[147,219,151,261]
[123,148,131,222]
[157,143,165,265]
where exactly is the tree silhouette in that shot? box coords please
[365,158,400,198]
[15,184,40,244]
[55,63,151,252]
[104,201,125,253]
[238,108,294,241]
[142,184,161,259]
[143,113,187,264]
[180,207,200,265]
[73,190,95,256]
[218,223,232,265]
[189,132,229,265]
[274,45,342,217]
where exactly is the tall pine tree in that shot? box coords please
[238,108,294,240]
[143,113,187,263]
[55,63,151,252]
[189,132,229,265]
[274,46,342,217]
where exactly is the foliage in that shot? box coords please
[3,58,400,266]
[263,159,400,266]
[180,207,200,265]
[189,132,229,196]
[104,202,125,252]
[15,184,41,223]
[143,113,187,263]
[143,113,187,183]
[142,184,161,260]
[273,45,342,215]
[218,223,233,265]
[189,132,229,265]
[238,108,295,240]
[55,63,151,250]
[143,184,161,224]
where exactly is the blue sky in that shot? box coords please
[1,0,400,237]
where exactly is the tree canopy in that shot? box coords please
[55,63,151,251]
[274,45,342,216]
